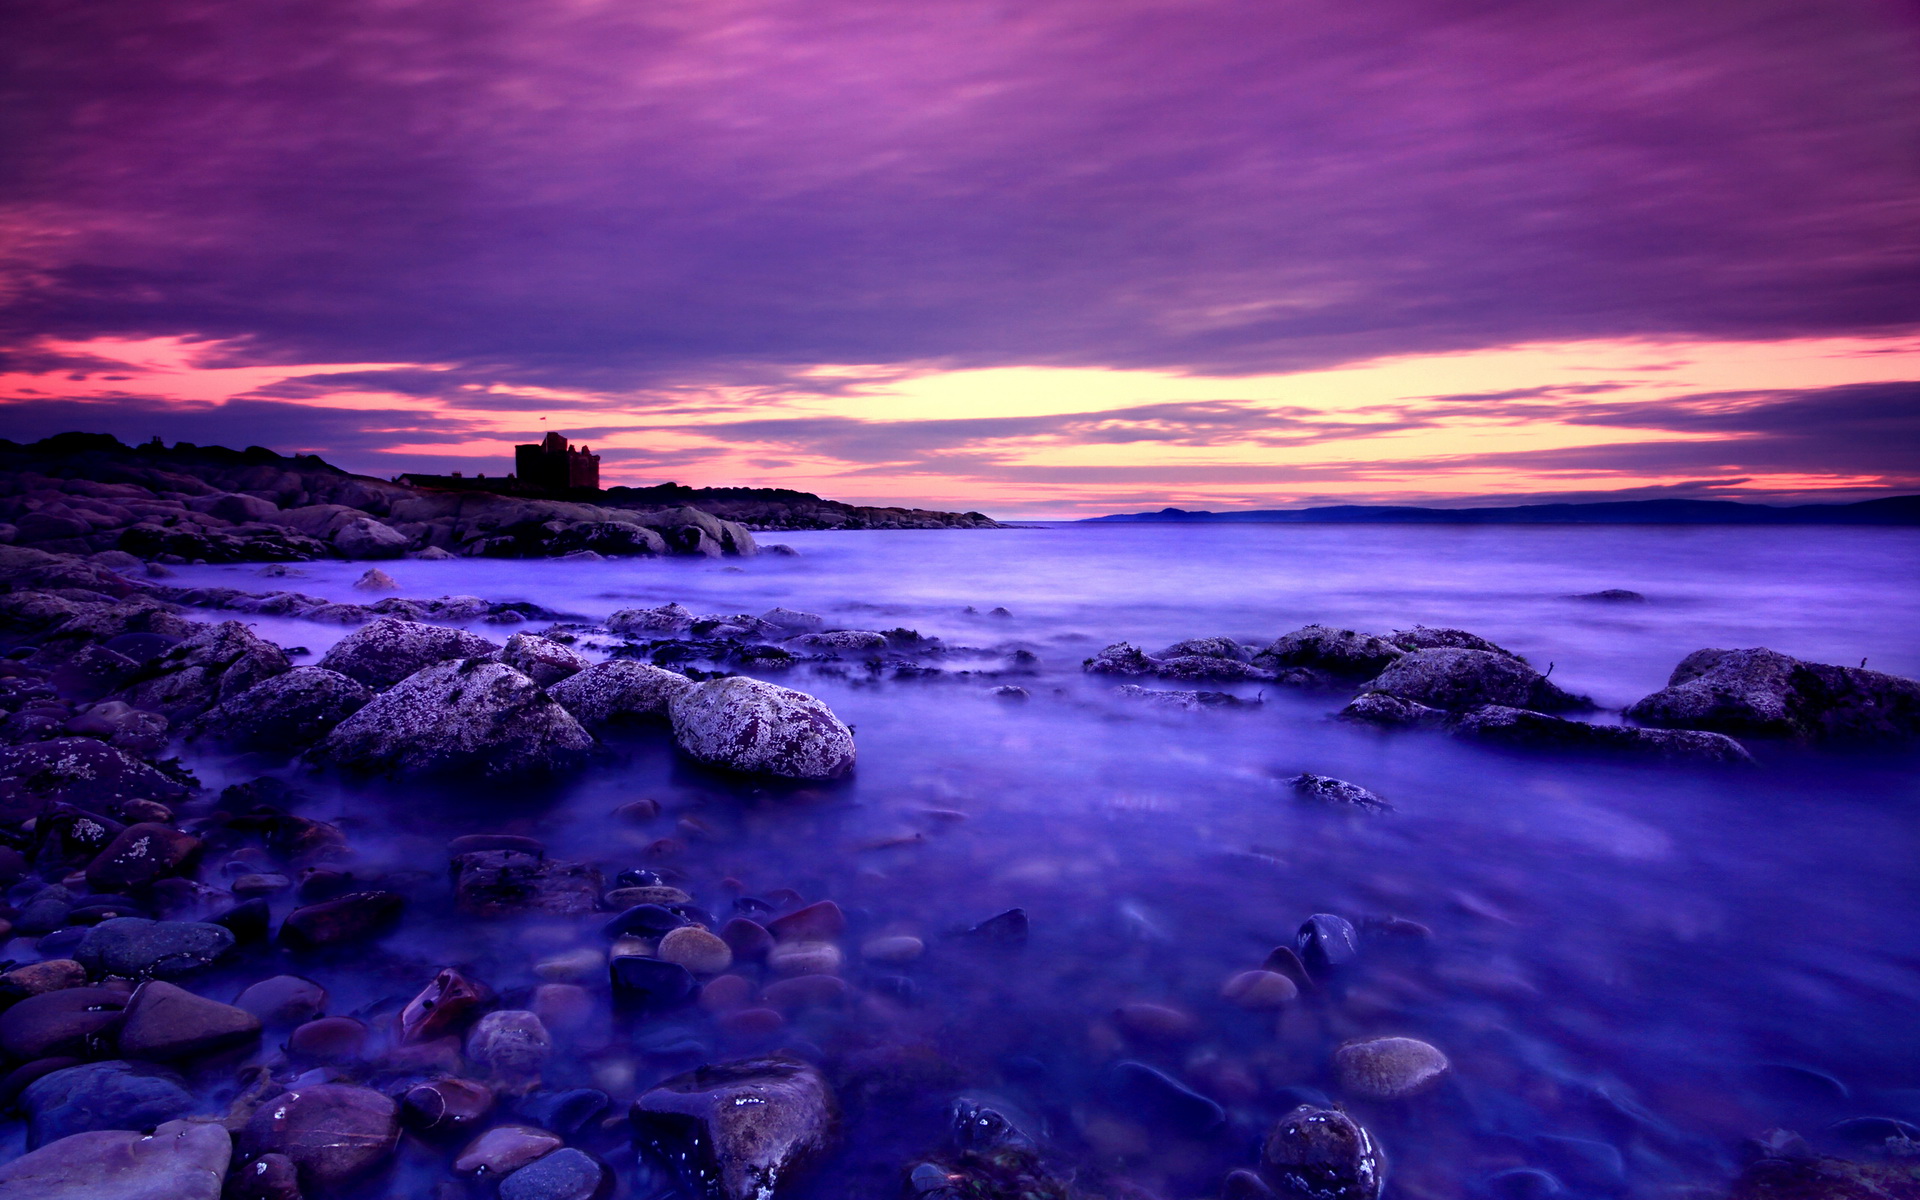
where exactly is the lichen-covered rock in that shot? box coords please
[1336,692,1450,729]
[609,602,695,634]
[1387,626,1519,658]
[1083,642,1158,676]
[1452,705,1755,764]
[85,821,201,890]
[631,1055,839,1200]
[760,607,824,634]
[0,1118,230,1200]
[117,620,290,719]
[331,516,411,559]
[0,737,191,824]
[75,917,237,978]
[1364,647,1591,712]
[498,632,589,686]
[546,659,693,727]
[316,617,499,689]
[1624,648,1920,747]
[1291,773,1392,812]
[1157,636,1252,662]
[1255,625,1404,678]
[1155,654,1273,682]
[668,677,854,780]
[1260,1104,1385,1200]
[190,666,372,751]
[312,659,593,777]
[1114,684,1260,711]
[789,629,889,653]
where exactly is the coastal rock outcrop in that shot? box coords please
[312,658,594,777]
[1625,647,1920,746]
[191,666,372,751]
[668,677,855,779]
[1255,625,1405,678]
[116,620,290,719]
[1363,647,1591,712]
[316,617,499,689]
[546,659,694,726]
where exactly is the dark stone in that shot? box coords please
[399,967,493,1043]
[313,617,499,689]
[1260,1104,1386,1200]
[0,1118,232,1199]
[190,666,371,752]
[1105,1060,1225,1135]
[225,1151,301,1200]
[1626,647,1920,747]
[401,1077,495,1138]
[233,975,328,1028]
[85,822,201,891]
[499,1147,610,1200]
[238,1083,400,1189]
[512,1089,612,1140]
[609,956,699,1013]
[955,908,1028,948]
[1290,773,1392,813]
[1255,625,1404,678]
[766,899,845,942]
[602,902,691,940]
[631,1055,839,1200]
[1451,705,1755,764]
[0,737,191,824]
[1365,648,1591,713]
[76,917,236,978]
[1296,914,1359,974]
[116,979,262,1061]
[278,891,405,949]
[456,850,602,916]
[213,897,273,943]
[21,1059,194,1147]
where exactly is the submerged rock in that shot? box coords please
[1255,626,1404,679]
[1726,1152,1920,1199]
[790,629,889,653]
[312,658,594,777]
[1625,648,1920,747]
[1290,773,1392,813]
[22,1060,195,1147]
[668,676,855,780]
[116,979,262,1061]
[1452,705,1755,764]
[546,659,694,726]
[315,616,499,689]
[609,602,696,634]
[0,1118,231,1200]
[1115,684,1260,711]
[240,1083,400,1189]
[191,666,371,751]
[1332,1037,1450,1099]
[1335,692,1449,729]
[76,917,236,979]
[1260,1105,1385,1200]
[1082,642,1159,676]
[1363,648,1591,713]
[631,1055,839,1200]
[455,850,602,915]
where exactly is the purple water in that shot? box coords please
[148,524,1920,1197]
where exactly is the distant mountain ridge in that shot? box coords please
[1083,495,1920,525]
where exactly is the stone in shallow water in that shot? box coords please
[233,975,327,1028]
[1332,1037,1450,1100]
[456,851,602,916]
[610,956,699,1013]
[239,1083,400,1189]
[659,926,734,975]
[631,1055,839,1200]
[0,986,129,1059]
[1289,773,1392,813]
[499,1146,610,1200]
[1295,914,1359,975]
[400,966,493,1042]
[312,658,594,778]
[454,1124,563,1176]
[278,890,405,948]
[1222,969,1299,1010]
[116,980,262,1061]
[667,676,856,780]
[21,1059,194,1147]
[76,917,236,979]
[314,616,499,689]
[1104,1060,1224,1135]
[1260,1104,1385,1200]
[0,1118,231,1200]
[401,1077,495,1138]
[466,1010,553,1082]
[85,822,201,891]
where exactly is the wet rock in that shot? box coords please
[333,516,411,559]
[1296,914,1359,974]
[500,632,590,687]
[989,685,1029,701]
[1573,589,1645,602]
[1343,692,1457,727]
[352,566,399,590]
[455,850,603,916]
[766,899,846,942]
[1332,1037,1450,1099]
[86,822,202,891]
[1082,642,1159,676]
[513,1089,613,1140]
[1157,655,1274,682]
[239,1083,400,1189]
[288,1016,368,1062]
[1115,1001,1199,1043]
[1484,1167,1565,1198]
[63,700,169,756]
[400,967,493,1042]
[1260,1105,1385,1200]
[1387,626,1520,657]
[1114,684,1260,711]
[15,883,80,933]
[1105,1060,1225,1135]
[118,620,291,720]
[278,890,405,948]
[1290,773,1392,813]
[314,617,499,689]
[609,602,696,634]
[544,659,693,728]
[1222,970,1299,1010]
[0,737,190,823]
[1158,636,1253,662]
[2,958,87,998]
[21,1059,194,1147]
[454,1124,562,1175]
[760,608,824,635]
[761,973,847,1011]
[50,644,141,701]
[466,1009,553,1081]
[790,629,890,654]
[950,1093,1044,1153]
[212,897,272,943]
[720,918,773,961]
[668,676,855,780]
[76,917,236,978]
[861,935,925,964]
[191,667,371,752]
[225,1151,301,1200]
[1452,705,1756,764]
[610,956,699,1013]
[1255,625,1404,679]
[1726,1153,1920,1199]
[1625,648,1920,747]
[0,987,129,1059]
[401,1077,494,1138]
[1224,1168,1280,1200]
[631,1054,840,1200]
[312,658,593,778]
[0,1118,231,1200]
[605,884,693,907]
[1365,648,1591,713]
[117,980,262,1061]
[955,908,1028,948]
[603,902,691,939]
[767,941,843,976]
[500,1147,610,1200]
[661,926,735,975]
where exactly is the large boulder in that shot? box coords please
[0,1119,231,1200]
[312,658,594,777]
[189,666,372,752]
[546,659,694,727]
[316,617,499,689]
[1363,647,1591,712]
[668,677,855,780]
[117,620,290,719]
[1624,648,1920,747]
[631,1056,838,1200]
[331,516,411,559]
[1453,705,1755,764]
[1255,625,1404,678]
[21,1060,195,1148]
[0,737,191,824]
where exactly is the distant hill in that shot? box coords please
[1083,495,1920,526]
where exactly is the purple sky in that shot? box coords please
[2,0,1917,511]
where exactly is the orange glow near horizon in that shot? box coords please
[5,331,1918,517]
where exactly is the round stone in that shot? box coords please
[658,926,733,975]
[766,940,842,977]
[1333,1036,1450,1099]
[1223,970,1299,1010]
[860,935,924,964]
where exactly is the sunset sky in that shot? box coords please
[3,0,1917,517]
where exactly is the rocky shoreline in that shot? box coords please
[0,530,1917,1199]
